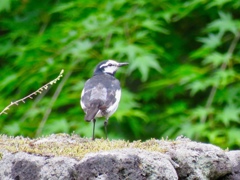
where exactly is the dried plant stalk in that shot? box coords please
[0,69,64,116]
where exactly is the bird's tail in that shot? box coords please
[84,104,100,122]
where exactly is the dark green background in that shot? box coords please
[1,0,240,149]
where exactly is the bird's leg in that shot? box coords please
[92,119,96,140]
[104,118,109,139]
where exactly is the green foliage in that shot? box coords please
[1,0,240,149]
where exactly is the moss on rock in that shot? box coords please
[0,133,165,160]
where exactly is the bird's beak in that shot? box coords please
[118,62,129,67]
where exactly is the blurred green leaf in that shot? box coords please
[214,69,236,87]
[187,80,210,96]
[142,19,168,34]
[128,54,161,81]
[202,52,228,67]
[216,104,240,126]
[197,33,222,49]
[206,11,239,35]
[50,2,75,14]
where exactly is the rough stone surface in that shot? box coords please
[76,149,178,180]
[1,152,44,180]
[0,149,178,180]
[0,152,78,180]
[156,137,232,180]
[0,135,237,180]
[220,150,240,180]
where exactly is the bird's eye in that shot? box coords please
[109,63,113,66]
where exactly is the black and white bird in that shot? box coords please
[80,60,128,140]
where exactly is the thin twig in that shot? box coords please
[0,70,64,116]
[201,32,240,123]
[19,88,49,122]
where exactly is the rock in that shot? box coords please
[157,137,232,179]
[0,135,236,179]
[220,150,240,180]
[0,152,43,180]
[0,150,178,180]
[76,149,178,180]
[0,152,78,180]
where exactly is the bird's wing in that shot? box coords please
[80,75,121,120]
[82,81,108,121]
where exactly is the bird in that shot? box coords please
[80,60,128,140]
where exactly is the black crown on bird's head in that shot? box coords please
[94,60,128,76]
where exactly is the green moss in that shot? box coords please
[0,134,166,160]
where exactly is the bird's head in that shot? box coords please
[94,60,128,76]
